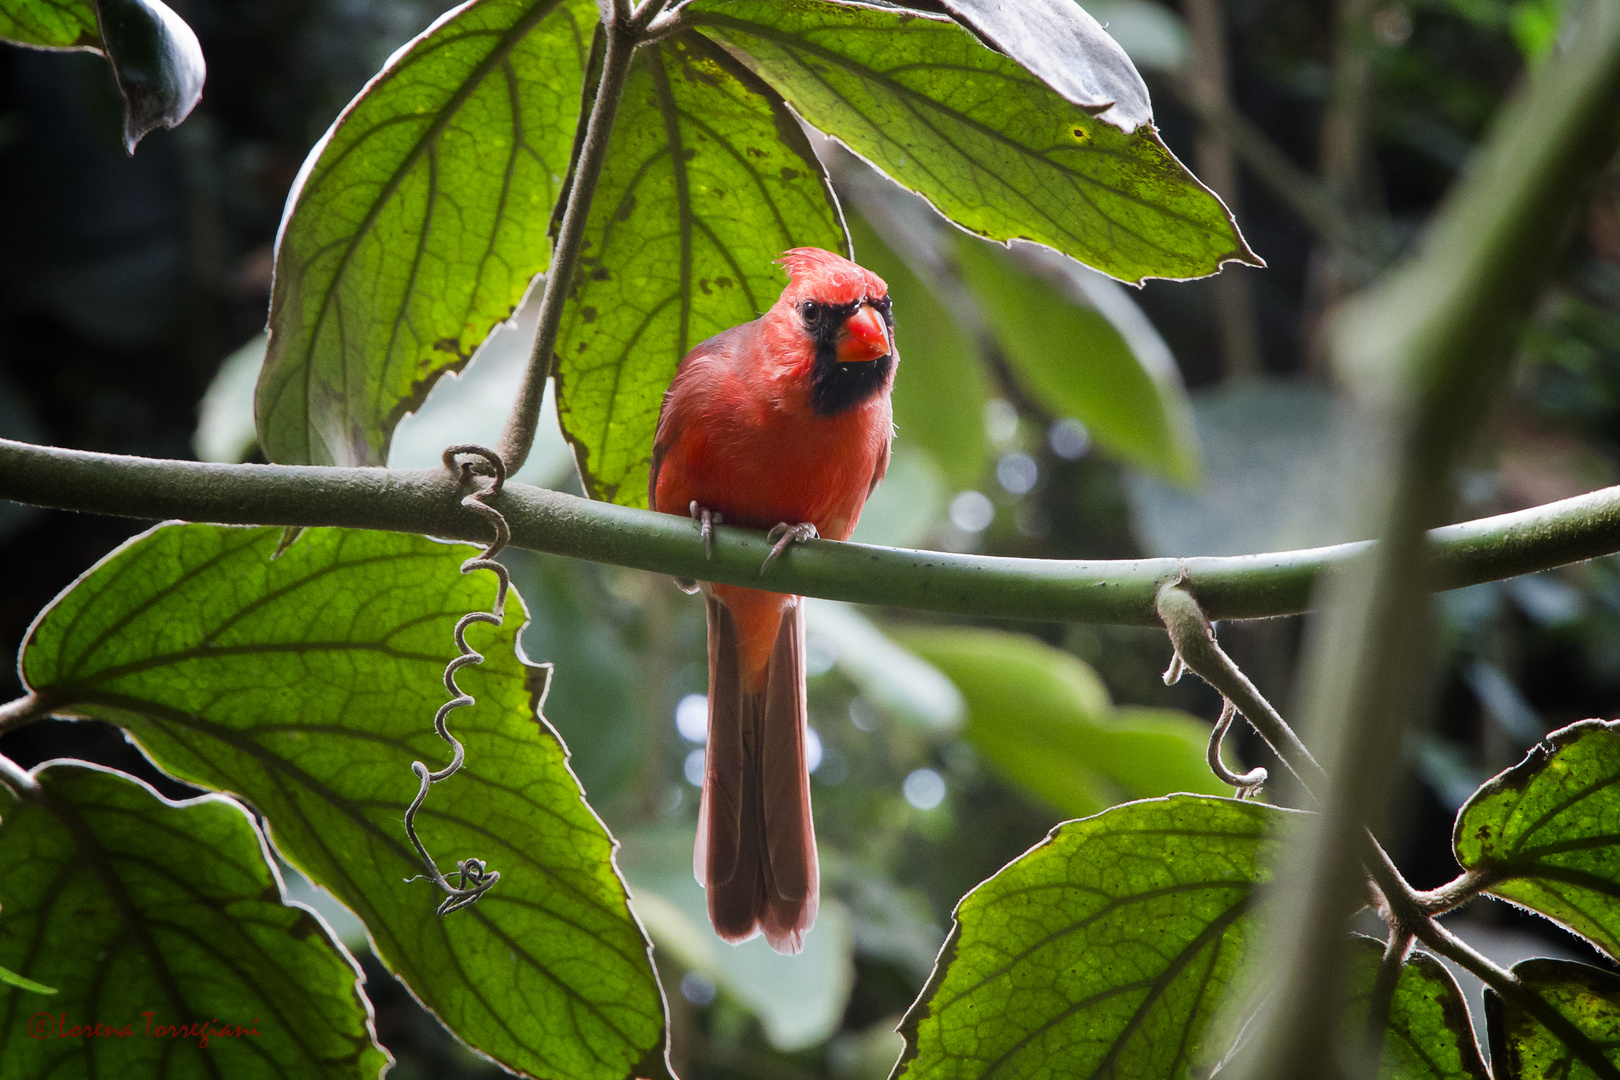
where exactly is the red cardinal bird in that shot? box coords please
[649,247,896,954]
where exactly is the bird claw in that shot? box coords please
[689,501,722,560]
[761,522,819,574]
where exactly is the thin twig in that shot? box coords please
[1157,581,1324,794]
[1172,86,1363,256]
[497,11,643,472]
[1182,0,1262,377]
[402,444,512,916]
[1205,698,1268,797]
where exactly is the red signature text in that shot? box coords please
[28,1011,261,1048]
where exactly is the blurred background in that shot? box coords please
[1,0,1617,1075]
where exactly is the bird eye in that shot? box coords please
[798,301,821,326]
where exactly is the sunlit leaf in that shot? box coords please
[554,30,847,506]
[0,0,97,49]
[847,212,988,490]
[902,628,1224,819]
[195,332,267,463]
[1453,719,1620,962]
[894,795,1281,1080]
[804,599,964,733]
[690,0,1257,284]
[20,524,669,1080]
[0,763,387,1079]
[937,0,1151,131]
[1486,959,1620,1079]
[0,0,203,153]
[952,235,1199,484]
[259,0,596,466]
[0,965,53,996]
[1343,937,1488,1080]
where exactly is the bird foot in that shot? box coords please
[761,522,819,575]
[689,501,723,560]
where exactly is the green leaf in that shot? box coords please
[258,0,596,466]
[894,795,1281,1080]
[952,234,1199,484]
[689,0,1257,284]
[803,599,964,733]
[1453,719,1620,962]
[0,0,204,153]
[847,212,989,490]
[554,30,847,506]
[0,0,97,49]
[0,762,387,1079]
[936,0,1151,130]
[20,524,668,1080]
[1486,959,1620,1079]
[1124,381,1357,555]
[0,965,54,996]
[1343,937,1488,1080]
[901,628,1225,819]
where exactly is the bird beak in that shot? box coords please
[835,304,890,363]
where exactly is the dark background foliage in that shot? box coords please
[2,0,1614,1076]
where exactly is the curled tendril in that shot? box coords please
[1209,698,1268,799]
[403,444,511,916]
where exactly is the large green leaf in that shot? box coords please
[952,234,1199,484]
[1343,937,1488,1080]
[0,0,96,49]
[689,0,1257,285]
[259,0,595,466]
[847,212,989,490]
[902,628,1225,819]
[1486,959,1620,1079]
[893,795,1280,1080]
[936,0,1151,131]
[554,30,847,506]
[0,762,387,1079]
[1453,719,1620,962]
[19,524,668,1080]
[1,0,203,153]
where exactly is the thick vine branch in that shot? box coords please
[4,436,1620,625]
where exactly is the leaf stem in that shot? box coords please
[0,751,38,799]
[8,437,1620,626]
[1412,868,1493,915]
[497,9,641,472]
[0,693,48,738]
[1363,926,1413,1076]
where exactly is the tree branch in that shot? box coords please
[3,437,1620,625]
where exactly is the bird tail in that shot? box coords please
[695,590,819,954]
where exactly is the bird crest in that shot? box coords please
[777,247,887,306]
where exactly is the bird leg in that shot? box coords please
[761,522,819,574]
[689,500,723,560]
